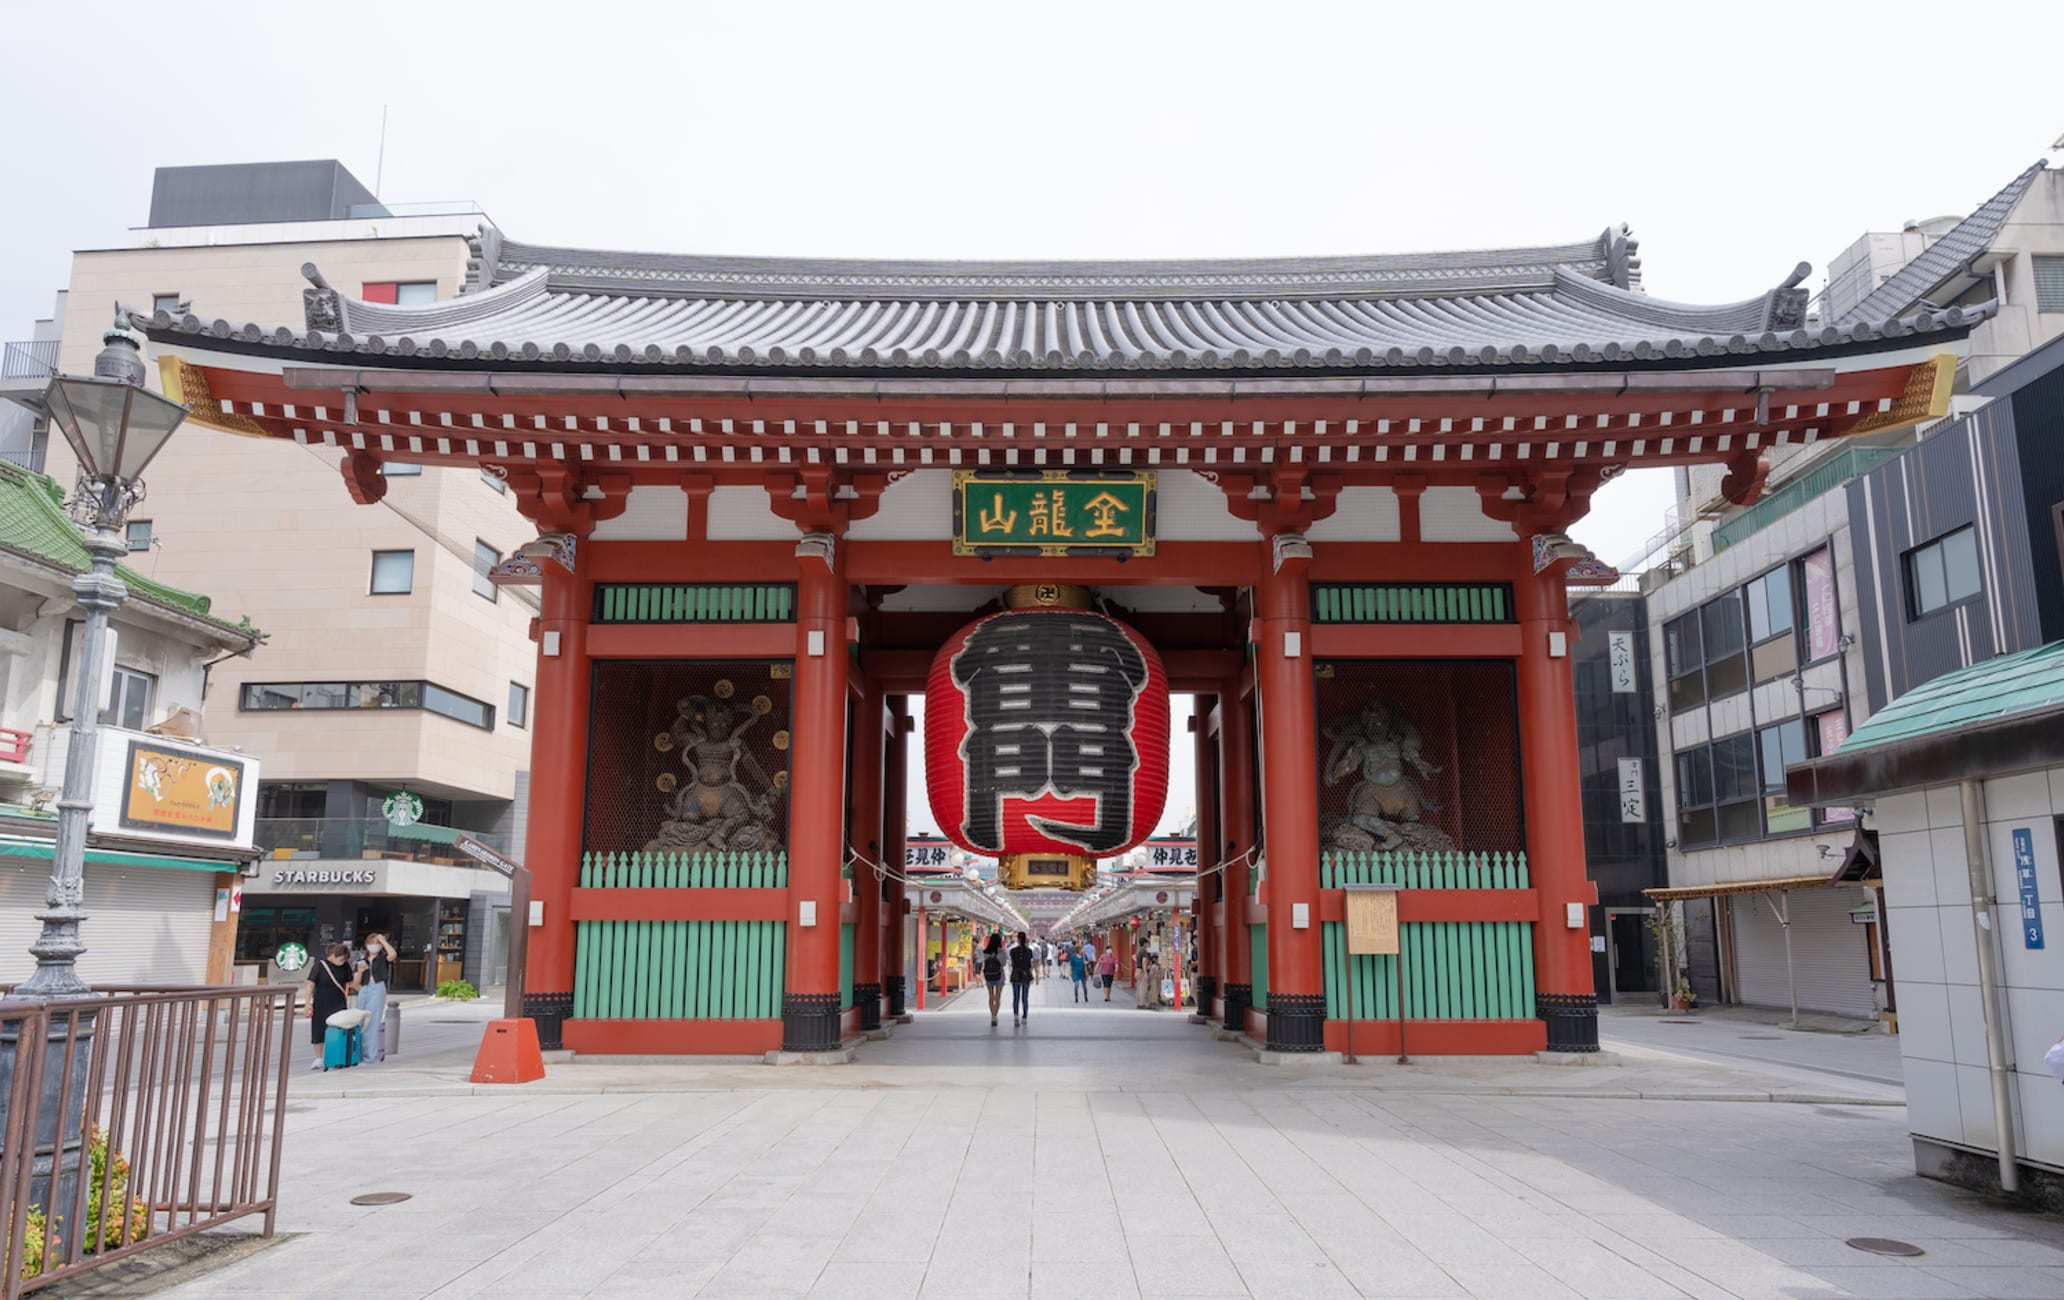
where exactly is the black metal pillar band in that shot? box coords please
[1194,975,1217,1010]
[1222,982,1251,1034]
[1537,992,1600,1053]
[1264,991,1326,1053]
[854,982,883,1032]
[782,992,844,1053]
[884,974,907,1018]
[523,991,573,1052]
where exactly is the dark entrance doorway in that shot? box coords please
[1607,908,1659,1002]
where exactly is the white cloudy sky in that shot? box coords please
[4,0,2058,839]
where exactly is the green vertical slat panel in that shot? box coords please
[738,921,756,1020]
[636,922,654,1018]
[662,921,681,1018]
[703,922,720,1019]
[1519,925,1536,1019]
[1322,924,1338,1019]
[770,921,786,1019]
[1249,925,1268,1012]
[1498,923,1517,1019]
[730,921,746,1017]
[1468,923,1485,1019]
[1434,923,1451,1020]
[713,922,731,1018]
[1517,852,1529,889]
[747,923,763,1019]
[597,921,616,1018]
[573,924,589,1019]
[685,921,704,1018]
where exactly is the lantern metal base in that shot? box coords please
[999,853,1096,892]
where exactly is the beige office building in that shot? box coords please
[20,161,532,990]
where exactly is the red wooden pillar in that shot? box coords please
[882,699,912,1020]
[521,549,592,1050]
[850,684,886,1032]
[782,535,850,1052]
[1219,683,1255,1034]
[1257,536,1325,1052]
[1516,563,1600,1050]
[1190,702,1220,1020]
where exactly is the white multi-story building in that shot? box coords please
[3,161,534,992]
[1639,158,2064,1022]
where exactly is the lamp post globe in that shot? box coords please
[14,315,188,999]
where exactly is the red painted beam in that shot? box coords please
[569,888,788,922]
[564,1018,782,1055]
[1310,625,1521,660]
[586,624,796,660]
[844,541,1261,589]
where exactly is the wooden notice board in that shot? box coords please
[1345,890,1400,955]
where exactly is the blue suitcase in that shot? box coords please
[323,1023,362,1070]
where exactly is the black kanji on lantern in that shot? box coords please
[951,613,1150,853]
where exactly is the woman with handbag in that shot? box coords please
[355,932,395,1063]
[304,942,356,1070]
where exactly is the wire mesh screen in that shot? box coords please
[1314,660,1522,855]
[584,660,793,854]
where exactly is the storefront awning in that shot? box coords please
[1644,873,1862,903]
[0,834,232,874]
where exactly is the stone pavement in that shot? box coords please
[168,979,2064,1299]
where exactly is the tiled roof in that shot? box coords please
[1839,161,2048,326]
[141,226,1993,377]
[0,461,258,643]
[1836,641,2064,753]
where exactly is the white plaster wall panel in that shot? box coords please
[1895,979,1953,1063]
[1984,771,2054,823]
[2015,1072,2064,1168]
[1874,792,1929,837]
[1901,1054,1964,1147]
[2004,985,2064,1096]
[1955,1063,2007,1153]
[591,485,689,541]
[2051,767,2064,814]
[846,471,955,540]
[1417,487,1516,542]
[1938,895,1982,989]
[1927,825,1975,917]
[1878,829,1935,906]
[1925,784,1964,830]
[1157,470,1263,541]
[1945,979,1991,1068]
[707,485,799,540]
[1304,487,1398,543]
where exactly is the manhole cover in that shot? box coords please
[350,1192,413,1206]
[1846,1237,1924,1257]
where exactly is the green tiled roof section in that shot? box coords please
[1838,642,2064,753]
[0,463,257,638]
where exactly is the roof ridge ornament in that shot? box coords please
[302,262,342,334]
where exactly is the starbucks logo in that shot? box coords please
[274,942,310,973]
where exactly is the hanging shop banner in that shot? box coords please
[119,739,245,841]
[2014,827,2044,950]
[1148,842,1199,868]
[952,471,1156,557]
[1802,547,1839,661]
[1607,631,1637,693]
[1617,758,1646,823]
[906,842,953,869]
[925,605,1170,860]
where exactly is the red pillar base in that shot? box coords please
[469,1018,547,1084]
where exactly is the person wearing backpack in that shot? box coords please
[981,932,1007,1026]
[1008,931,1036,1024]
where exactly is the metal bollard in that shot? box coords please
[385,1001,402,1057]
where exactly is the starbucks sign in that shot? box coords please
[273,942,309,973]
[382,790,423,828]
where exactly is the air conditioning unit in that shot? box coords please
[147,706,205,741]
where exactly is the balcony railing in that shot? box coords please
[253,818,508,866]
[1710,445,1903,553]
[0,341,58,382]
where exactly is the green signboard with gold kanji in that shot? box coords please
[952,471,1157,557]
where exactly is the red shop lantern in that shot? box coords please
[925,586,1169,891]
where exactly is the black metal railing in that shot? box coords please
[0,985,295,1295]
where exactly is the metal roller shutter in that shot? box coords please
[1728,886,1875,1018]
[0,860,215,986]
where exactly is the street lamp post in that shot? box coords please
[0,314,187,1225]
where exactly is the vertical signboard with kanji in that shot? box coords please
[1617,758,1646,824]
[1607,631,1636,694]
[2013,827,2044,949]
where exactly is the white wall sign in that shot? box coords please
[1617,758,1646,823]
[1607,631,1637,693]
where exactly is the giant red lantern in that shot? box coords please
[925,589,1169,889]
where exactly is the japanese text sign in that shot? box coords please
[1607,631,1637,694]
[953,471,1156,556]
[120,739,245,841]
[2013,827,2044,950]
[1617,758,1646,824]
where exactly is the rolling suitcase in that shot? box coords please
[323,1023,362,1070]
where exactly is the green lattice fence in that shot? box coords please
[594,583,796,623]
[1322,921,1534,1020]
[1320,850,1529,889]
[1312,583,1513,624]
[1249,924,1268,1012]
[580,850,789,888]
[573,920,785,1019]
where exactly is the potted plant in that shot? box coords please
[1671,975,1697,1011]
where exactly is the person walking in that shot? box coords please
[303,941,355,1070]
[982,933,1007,1026]
[1009,930,1036,1024]
[1069,944,1090,1002]
[354,931,395,1063]
[1097,947,1117,1002]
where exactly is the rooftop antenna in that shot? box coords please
[374,105,389,198]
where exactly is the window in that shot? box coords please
[102,667,155,732]
[1676,733,1760,848]
[1675,747,1716,848]
[473,541,500,602]
[508,682,529,729]
[370,550,414,595]
[380,462,422,477]
[124,520,152,553]
[151,293,181,315]
[1757,719,1811,834]
[1700,597,1749,699]
[1905,526,1981,618]
[1664,613,1704,711]
[256,782,328,820]
[1745,566,1798,683]
[2036,256,2064,313]
[240,680,495,730]
[360,281,437,306]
